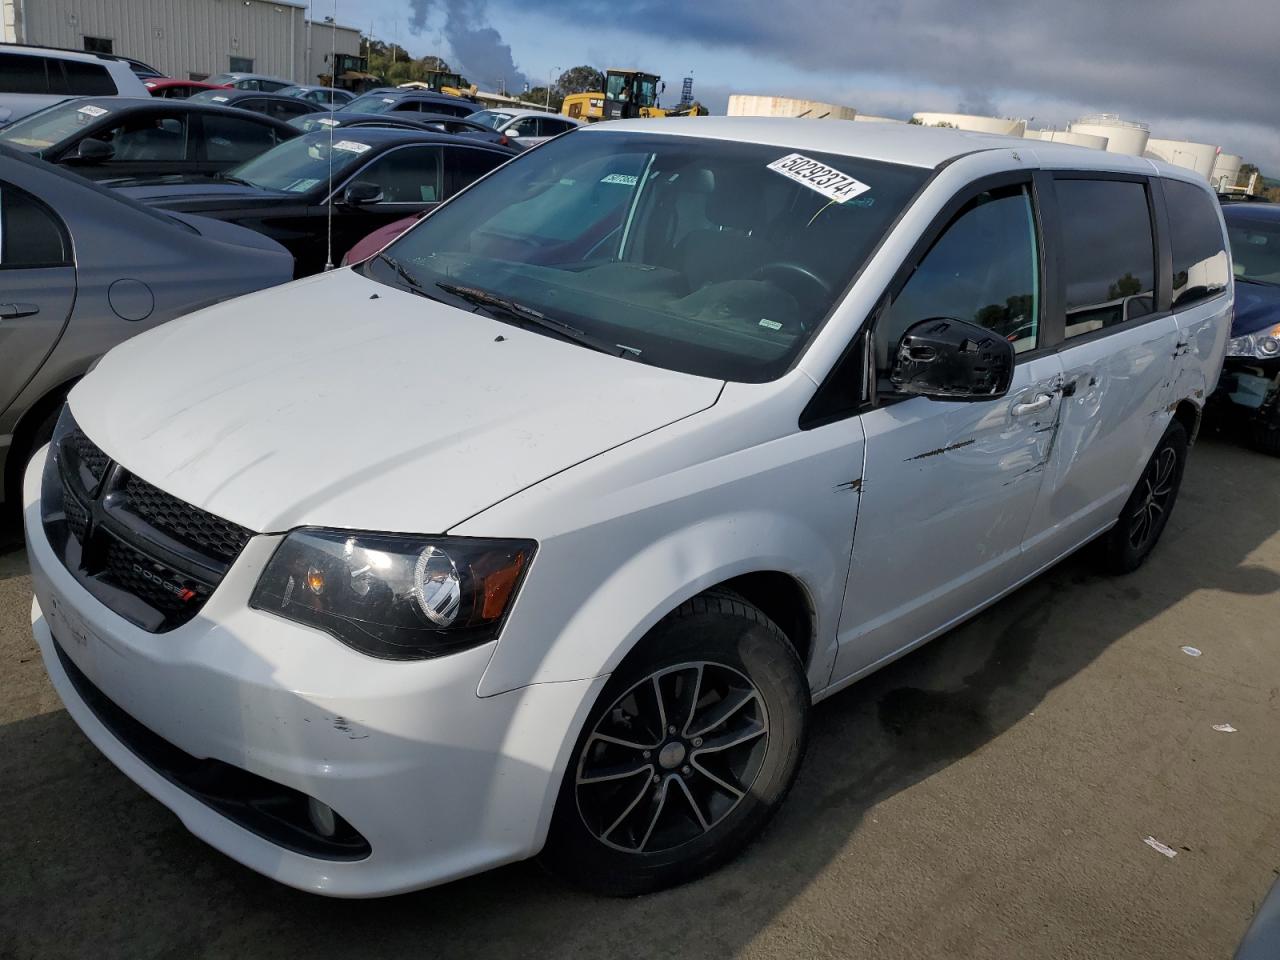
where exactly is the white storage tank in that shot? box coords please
[1042,130,1109,150]
[911,112,1025,136]
[726,95,857,120]
[1145,138,1219,180]
[1068,114,1149,155]
[1023,129,1047,140]
[1212,153,1243,191]
[853,114,905,124]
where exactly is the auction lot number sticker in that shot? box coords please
[768,153,870,203]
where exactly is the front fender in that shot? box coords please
[475,508,845,698]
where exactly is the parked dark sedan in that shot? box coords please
[187,88,324,123]
[0,97,298,181]
[1215,202,1280,455]
[0,144,293,510]
[116,128,515,276]
[338,89,479,119]
[288,110,511,145]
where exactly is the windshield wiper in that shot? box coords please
[1236,275,1279,288]
[375,252,435,298]
[215,172,254,186]
[435,281,637,358]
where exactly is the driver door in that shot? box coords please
[831,173,1064,684]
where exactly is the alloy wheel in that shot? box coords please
[575,661,770,854]
[1128,445,1178,549]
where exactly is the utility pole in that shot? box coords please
[546,66,559,110]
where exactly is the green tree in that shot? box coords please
[526,86,564,111]
[557,65,604,95]
[1107,272,1142,300]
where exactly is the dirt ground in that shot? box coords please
[0,433,1277,960]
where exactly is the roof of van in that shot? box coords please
[0,43,131,65]
[589,117,1206,182]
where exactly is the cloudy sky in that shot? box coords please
[338,0,1280,172]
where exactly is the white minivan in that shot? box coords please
[24,118,1231,898]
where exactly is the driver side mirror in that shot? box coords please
[70,138,114,164]
[342,181,383,205]
[889,317,1014,401]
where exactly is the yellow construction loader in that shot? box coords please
[397,70,479,101]
[561,69,707,122]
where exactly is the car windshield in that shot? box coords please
[470,110,512,129]
[289,114,342,132]
[188,90,233,105]
[227,133,372,193]
[205,73,238,86]
[276,85,307,98]
[342,93,401,114]
[1227,214,1280,285]
[0,100,111,152]
[373,131,928,382]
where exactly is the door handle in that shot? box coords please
[1012,393,1054,417]
[0,302,40,319]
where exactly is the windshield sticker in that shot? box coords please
[767,153,870,204]
[77,105,109,118]
[333,140,371,154]
[382,97,396,103]
[317,117,340,126]
[758,318,783,331]
[601,173,638,186]
[210,95,229,102]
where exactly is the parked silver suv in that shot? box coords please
[0,44,150,124]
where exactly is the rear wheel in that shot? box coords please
[1099,420,1188,574]
[541,592,808,896]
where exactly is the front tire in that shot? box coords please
[1099,420,1188,574]
[541,592,809,896]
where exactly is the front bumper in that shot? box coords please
[24,449,605,897]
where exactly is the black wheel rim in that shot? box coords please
[1128,444,1177,550]
[575,661,770,854]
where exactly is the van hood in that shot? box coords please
[69,268,722,534]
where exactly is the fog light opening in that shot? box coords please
[307,796,337,838]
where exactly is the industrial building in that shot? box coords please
[1,0,363,85]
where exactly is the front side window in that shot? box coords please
[1056,178,1156,338]
[0,183,69,268]
[878,184,1041,369]
[353,146,442,203]
[100,113,189,161]
[1227,213,1280,286]
[374,131,927,382]
[1165,179,1230,308]
[227,133,371,193]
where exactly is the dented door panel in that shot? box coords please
[831,352,1064,684]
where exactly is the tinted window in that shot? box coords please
[235,98,269,116]
[1056,179,1155,338]
[63,61,117,95]
[0,183,69,267]
[0,53,50,93]
[879,185,1041,367]
[1227,214,1280,285]
[377,131,928,382]
[260,80,289,92]
[270,99,314,121]
[201,113,277,163]
[448,147,508,194]
[102,113,189,161]
[356,146,443,203]
[1165,179,1229,308]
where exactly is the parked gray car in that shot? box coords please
[0,145,294,510]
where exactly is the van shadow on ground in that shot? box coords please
[0,435,1276,960]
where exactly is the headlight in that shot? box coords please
[250,529,535,660]
[1227,323,1280,359]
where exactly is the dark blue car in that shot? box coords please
[1217,202,1280,455]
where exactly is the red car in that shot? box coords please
[342,212,423,266]
[144,78,231,99]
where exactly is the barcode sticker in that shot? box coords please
[767,153,870,204]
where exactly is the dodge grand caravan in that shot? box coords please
[24,119,1231,897]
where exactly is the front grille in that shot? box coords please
[123,475,251,565]
[42,415,253,632]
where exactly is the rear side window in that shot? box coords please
[201,113,277,163]
[878,184,1042,366]
[1056,179,1156,339]
[63,61,118,95]
[1164,179,1230,309]
[0,183,70,267]
[0,53,51,93]
[356,145,443,203]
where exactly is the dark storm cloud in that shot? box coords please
[533,0,1279,129]
[409,0,528,90]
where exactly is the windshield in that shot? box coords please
[227,133,372,193]
[470,110,512,130]
[342,93,400,114]
[276,85,307,98]
[605,74,656,106]
[373,131,927,381]
[206,73,238,86]
[1227,215,1280,284]
[0,100,110,152]
[189,90,233,105]
[290,114,343,132]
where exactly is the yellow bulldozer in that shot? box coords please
[397,70,479,102]
[561,69,707,122]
